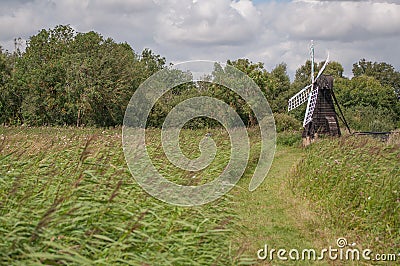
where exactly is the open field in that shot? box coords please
[0,127,399,265]
[0,127,241,265]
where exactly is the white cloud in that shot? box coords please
[0,0,399,78]
[273,1,400,41]
[154,0,260,45]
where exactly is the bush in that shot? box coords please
[342,106,397,132]
[274,113,302,132]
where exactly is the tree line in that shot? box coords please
[0,25,399,131]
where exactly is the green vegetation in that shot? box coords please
[276,130,302,147]
[0,127,242,265]
[0,25,165,127]
[335,75,400,131]
[1,126,399,264]
[1,25,400,131]
[290,136,400,254]
[274,113,302,133]
[232,146,329,264]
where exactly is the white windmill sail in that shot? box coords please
[310,40,315,84]
[288,41,316,112]
[303,86,319,127]
[288,84,312,111]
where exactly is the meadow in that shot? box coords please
[0,127,247,265]
[0,126,399,265]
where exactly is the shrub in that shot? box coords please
[274,113,302,132]
[342,106,397,132]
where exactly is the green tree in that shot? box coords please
[227,58,268,91]
[323,61,344,79]
[8,25,167,126]
[335,75,400,131]
[139,48,166,76]
[265,63,291,113]
[0,47,13,124]
[0,46,25,124]
[64,33,138,126]
[214,59,270,126]
[353,59,400,97]
[14,25,78,125]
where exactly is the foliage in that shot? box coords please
[1,25,165,127]
[274,113,301,132]
[343,106,397,132]
[227,58,268,91]
[334,75,400,131]
[322,61,344,79]
[265,63,291,113]
[0,127,247,265]
[224,60,293,124]
[0,48,16,124]
[290,136,400,254]
[353,59,400,97]
[1,25,400,130]
[224,59,268,126]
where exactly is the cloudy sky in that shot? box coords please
[1,0,400,78]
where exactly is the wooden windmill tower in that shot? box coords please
[288,41,348,146]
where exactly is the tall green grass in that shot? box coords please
[0,127,246,265]
[290,135,400,253]
[276,131,302,147]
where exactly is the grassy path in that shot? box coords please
[232,146,332,265]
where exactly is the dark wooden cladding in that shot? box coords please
[302,75,341,138]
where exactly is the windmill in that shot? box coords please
[288,41,350,145]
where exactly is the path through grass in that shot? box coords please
[232,146,334,265]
